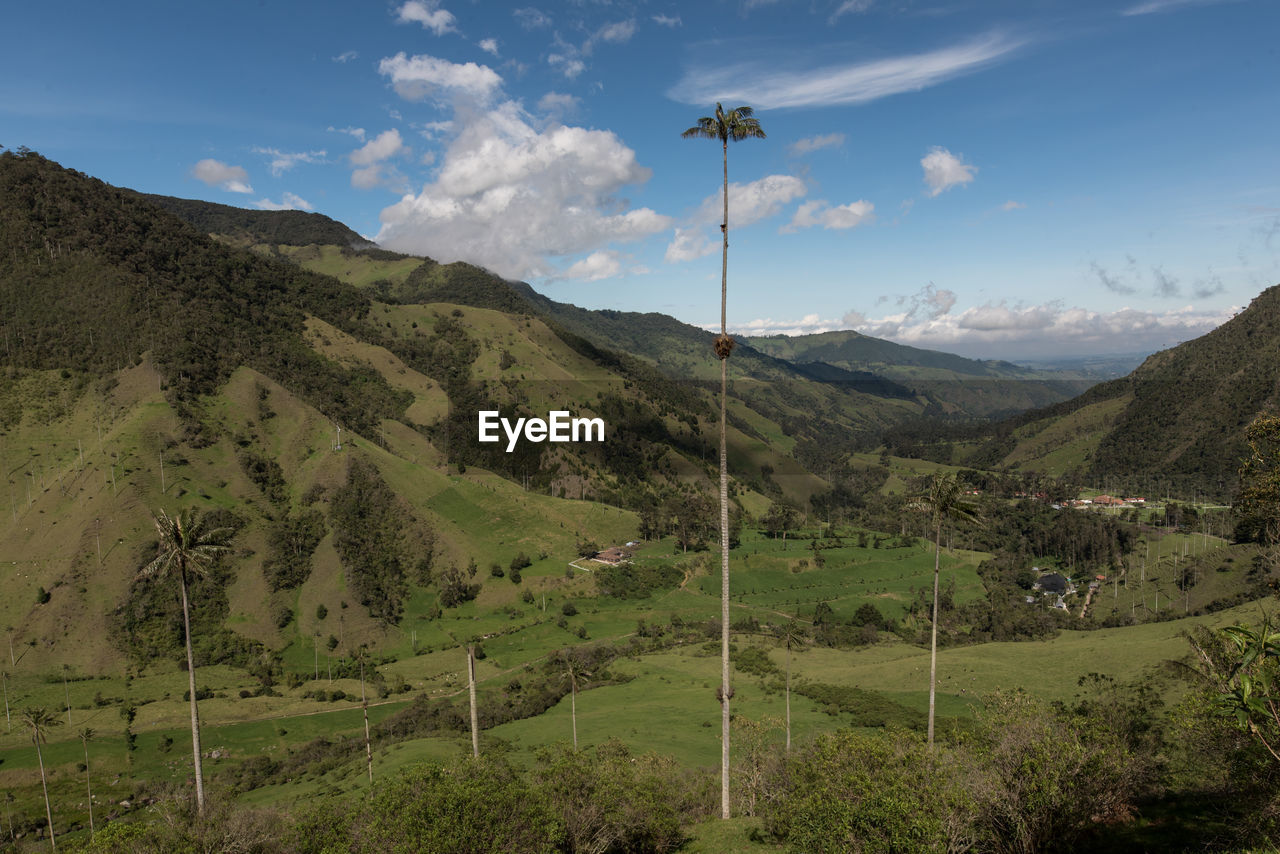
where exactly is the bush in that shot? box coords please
[561,601,578,617]
[290,758,561,853]
[762,729,963,853]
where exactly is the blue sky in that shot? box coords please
[3,0,1278,359]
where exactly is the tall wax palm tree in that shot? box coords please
[352,645,374,784]
[139,507,232,814]
[910,472,978,749]
[77,727,96,838]
[22,706,62,852]
[682,101,766,821]
[775,621,807,754]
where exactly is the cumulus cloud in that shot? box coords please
[351,129,406,166]
[789,133,845,156]
[653,14,682,27]
[785,199,874,231]
[695,175,807,228]
[537,91,580,118]
[563,250,622,281]
[378,52,503,104]
[478,38,499,55]
[670,32,1022,109]
[548,53,586,79]
[921,147,976,196]
[375,100,671,280]
[664,227,717,263]
[396,1,457,35]
[191,159,253,193]
[253,147,326,176]
[254,192,313,211]
[349,130,407,190]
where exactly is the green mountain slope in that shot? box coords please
[960,285,1280,498]
[746,329,1096,417]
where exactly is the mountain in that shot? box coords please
[746,329,1097,418]
[956,288,1280,499]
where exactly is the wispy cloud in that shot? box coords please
[829,0,874,25]
[1122,0,1237,16]
[252,147,326,176]
[789,133,845,156]
[669,32,1023,109]
[784,199,874,232]
[1001,200,1026,211]
[254,192,313,211]
[653,14,682,28]
[332,50,358,64]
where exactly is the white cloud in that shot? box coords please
[537,91,580,118]
[332,50,359,64]
[789,133,845,156]
[563,250,622,281]
[349,130,407,190]
[254,192,313,211]
[252,147,326,176]
[731,301,1232,359]
[1122,0,1236,15]
[376,100,671,280]
[696,175,807,228]
[191,159,253,193]
[665,227,717,263]
[514,7,551,29]
[653,14,682,27]
[548,53,586,79]
[829,0,874,24]
[921,146,976,196]
[378,52,503,104]
[670,32,1022,109]
[1001,200,1025,210]
[785,199,874,231]
[813,290,1235,358]
[478,38,499,56]
[328,126,367,142]
[396,1,457,35]
[351,129,405,166]
[595,20,636,45]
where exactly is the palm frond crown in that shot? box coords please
[141,508,232,581]
[681,103,767,144]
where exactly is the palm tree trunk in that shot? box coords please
[719,137,732,822]
[928,519,941,749]
[570,665,578,751]
[180,571,205,813]
[83,741,94,837]
[361,661,373,784]
[785,642,792,755]
[467,645,479,758]
[35,737,55,852]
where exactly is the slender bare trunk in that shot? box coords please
[467,645,479,758]
[719,137,732,821]
[570,664,578,751]
[361,660,373,784]
[82,741,94,837]
[785,642,792,755]
[180,571,205,813]
[35,737,55,852]
[928,519,941,749]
